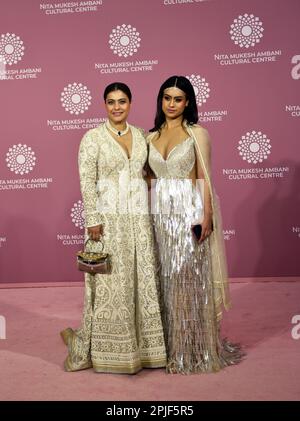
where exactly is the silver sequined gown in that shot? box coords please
[149,137,242,374]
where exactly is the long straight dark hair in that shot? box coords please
[149,75,198,132]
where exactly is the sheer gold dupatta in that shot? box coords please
[185,122,231,321]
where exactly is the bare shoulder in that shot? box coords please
[191,124,210,137]
[190,124,211,145]
[146,130,159,143]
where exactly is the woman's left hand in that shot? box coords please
[199,214,213,243]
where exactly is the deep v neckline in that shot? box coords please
[150,137,192,161]
[105,125,134,160]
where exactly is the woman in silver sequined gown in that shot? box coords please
[147,76,243,374]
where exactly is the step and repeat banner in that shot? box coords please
[0,0,299,283]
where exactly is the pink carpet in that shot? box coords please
[0,279,299,401]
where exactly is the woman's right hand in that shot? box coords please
[87,225,103,241]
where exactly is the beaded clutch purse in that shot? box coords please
[77,239,111,274]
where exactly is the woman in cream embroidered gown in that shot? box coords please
[61,82,166,374]
[147,76,242,374]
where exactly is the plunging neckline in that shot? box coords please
[105,124,134,160]
[150,137,192,161]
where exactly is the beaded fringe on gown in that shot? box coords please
[153,179,242,374]
[149,133,243,374]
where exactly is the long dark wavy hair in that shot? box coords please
[103,82,132,102]
[149,75,198,132]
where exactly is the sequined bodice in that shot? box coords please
[148,137,195,179]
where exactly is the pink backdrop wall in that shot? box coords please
[0,0,299,283]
